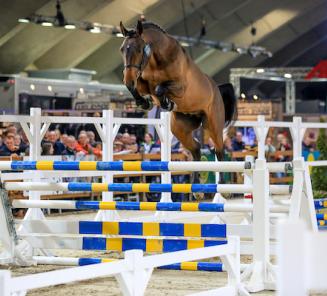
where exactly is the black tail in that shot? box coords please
[218,83,237,128]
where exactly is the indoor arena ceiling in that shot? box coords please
[1,0,327,83]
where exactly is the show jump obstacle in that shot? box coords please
[0,108,324,295]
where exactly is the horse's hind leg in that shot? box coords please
[170,112,202,161]
[171,112,202,199]
[204,101,225,161]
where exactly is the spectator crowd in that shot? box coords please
[0,122,319,162]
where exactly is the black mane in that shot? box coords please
[141,21,166,34]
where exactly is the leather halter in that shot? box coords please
[124,43,152,76]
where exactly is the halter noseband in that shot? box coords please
[124,43,152,75]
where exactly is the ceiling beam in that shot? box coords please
[0,0,50,48]
[0,0,110,73]
[195,0,326,77]
[78,0,212,82]
[34,0,162,70]
[213,0,327,82]
[99,0,251,82]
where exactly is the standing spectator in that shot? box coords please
[47,131,65,155]
[62,136,77,156]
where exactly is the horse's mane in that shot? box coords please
[141,21,167,34]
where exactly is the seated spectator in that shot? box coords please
[302,136,315,153]
[17,131,29,153]
[113,141,125,154]
[224,136,233,154]
[41,142,54,155]
[86,131,97,148]
[60,134,69,147]
[75,132,102,157]
[140,133,158,154]
[276,134,291,161]
[265,137,276,154]
[0,135,22,156]
[62,136,77,156]
[232,131,246,152]
[47,131,65,155]
[128,134,139,153]
[121,132,131,148]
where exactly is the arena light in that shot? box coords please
[253,94,259,100]
[240,93,246,99]
[30,84,35,91]
[284,73,292,78]
[64,24,76,30]
[256,68,265,73]
[41,22,53,27]
[18,18,30,23]
[48,85,53,92]
[89,26,101,33]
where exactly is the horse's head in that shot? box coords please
[119,20,151,90]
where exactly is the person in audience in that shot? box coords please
[41,142,54,155]
[127,134,139,153]
[113,141,124,153]
[62,136,77,156]
[232,131,246,152]
[265,137,276,153]
[60,134,69,147]
[0,135,22,156]
[276,133,291,161]
[18,131,29,153]
[86,131,97,148]
[302,135,315,153]
[121,132,131,148]
[47,131,65,155]
[141,133,158,154]
[75,132,102,157]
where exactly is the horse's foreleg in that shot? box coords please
[127,80,153,110]
[154,84,174,111]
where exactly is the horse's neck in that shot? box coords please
[145,31,180,69]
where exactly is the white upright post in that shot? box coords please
[254,115,268,160]
[26,108,43,220]
[243,158,274,292]
[290,117,305,159]
[160,112,172,203]
[96,110,117,221]
[290,158,318,232]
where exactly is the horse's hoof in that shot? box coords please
[193,192,204,201]
[155,85,165,97]
[166,100,174,111]
[141,99,153,110]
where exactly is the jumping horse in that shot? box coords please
[119,20,237,163]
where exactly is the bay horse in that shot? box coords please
[119,20,237,163]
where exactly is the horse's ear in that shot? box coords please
[120,21,128,37]
[136,20,143,35]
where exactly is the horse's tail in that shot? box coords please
[218,83,238,128]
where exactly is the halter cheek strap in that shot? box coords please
[124,43,152,73]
